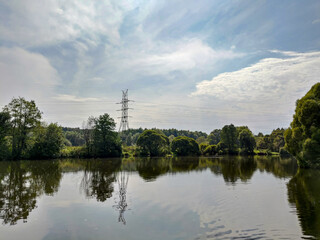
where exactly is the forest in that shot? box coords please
[0,82,319,168]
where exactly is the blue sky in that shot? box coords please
[0,0,320,133]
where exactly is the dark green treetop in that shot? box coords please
[137,130,169,156]
[171,136,200,156]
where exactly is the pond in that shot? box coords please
[0,156,319,240]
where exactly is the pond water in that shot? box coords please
[0,156,319,240]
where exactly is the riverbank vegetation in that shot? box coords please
[0,82,319,167]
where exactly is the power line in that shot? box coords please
[117,89,134,132]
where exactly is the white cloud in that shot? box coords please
[192,51,320,102]
[0,0,135,47]
[53,95,101,103]
[0,47,60,105]
[131,39,244,75]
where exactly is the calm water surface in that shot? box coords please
[0,156,319,240]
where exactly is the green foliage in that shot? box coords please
[92,114,122,157]
[256,128,285,153]
[171,136,200,156]
[136,130,169,156]
[199,143,209,155]
[60,146,86,158]
[285,83,320,168]
[0,112,11,160]
[217,142,227,154]
[65,131,85,146]
[30,123,64,159]
[208,129,221,145]
[221,124,238,154]
[203,145,217,156]
[3,97,42,159]
[196,136,207,144]
[238,129,256,154]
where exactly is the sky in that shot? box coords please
[0,0,320,134]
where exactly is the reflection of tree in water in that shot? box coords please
[287,169,320,239]
[80,159,121,202]
[136,157,170,181]
[256,156,298,179]
[114,171,129,225]
[171,157,199,173]
[0,161,61,225]
[206,156,257,185]
[206,156,297,185]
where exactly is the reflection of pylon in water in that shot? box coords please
[115,171,128,225]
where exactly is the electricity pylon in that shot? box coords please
[117,89,133,132]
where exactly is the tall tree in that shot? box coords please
[3,97,42,159]
[285,83,320,168]
[92,114,122,157]
[208,129,221,145]
[239,129,256,154]
[221,124,238,154]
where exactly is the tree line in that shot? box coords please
[0,97,121,160]
[0,82,319,167]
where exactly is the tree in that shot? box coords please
[199,143,209,155]
[285,83,320,168]
[238,129,256,154]
[30,123,64,159]
[65,131,85,146]
[171,136,200,156]
[0,111,11,160]
[221,124,238,154]
[92,114,122,157]
[208,129,221,145]
[203,145,217,155]
[196,136,207,144]
[137,130,169,156]
[3,97,42,159]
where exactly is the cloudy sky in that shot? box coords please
[0,0,320,133]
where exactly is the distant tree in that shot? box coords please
[92,114,122,157]
[196,136,207,144]
[221,124,238,154]
[65,131,85,146]
[137,130,169,156]
[3,97,42,159]
[285,82,320,168]
[239,129,256,154]
[171,136,200,156]
[208,129,221,145]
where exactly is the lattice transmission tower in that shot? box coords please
[117,89,133,132]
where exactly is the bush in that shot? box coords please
[171,136,200,156]
[137,130,169,156]
[203,145,217,156]
[199,143,209,155]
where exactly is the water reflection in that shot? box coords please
[287,169,320,239]
[80,159,121,202]
[0,160,61,225]
[114,171,129,225]
[0,156,318,240]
